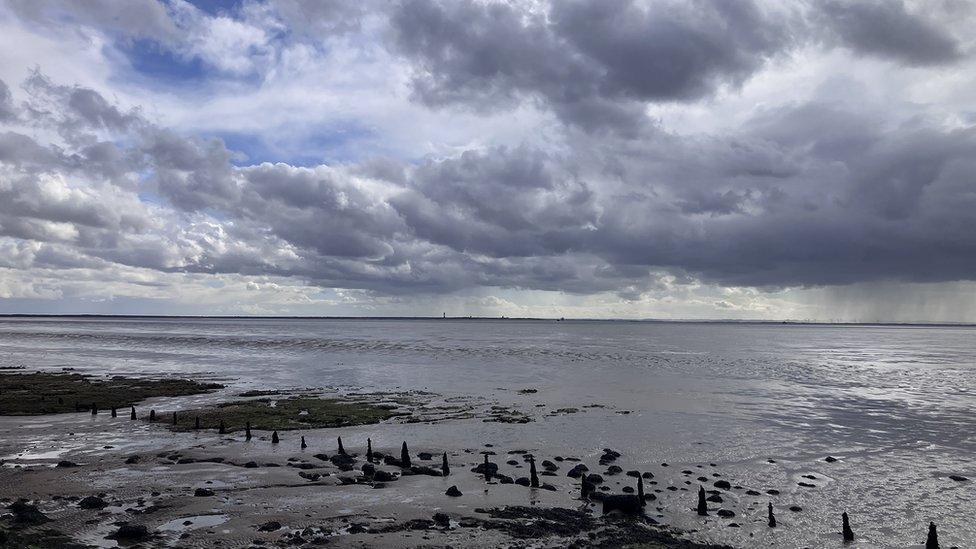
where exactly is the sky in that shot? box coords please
[1,0,975,321]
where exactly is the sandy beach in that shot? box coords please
[0,369,743,549]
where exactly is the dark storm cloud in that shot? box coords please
[391,0,794,132]
[2,0,976,305]
[816,0,962,65]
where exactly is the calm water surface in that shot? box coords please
[1,317,974,548]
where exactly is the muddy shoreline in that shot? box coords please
[0,370,748,548]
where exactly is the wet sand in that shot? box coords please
[1,371,733,548]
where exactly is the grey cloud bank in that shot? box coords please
[0,0,974,320]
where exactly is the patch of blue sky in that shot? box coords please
[210,123,379,167]
[186,0,247,17]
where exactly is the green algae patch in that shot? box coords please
[165,396,403,432]
[0,372,222,415]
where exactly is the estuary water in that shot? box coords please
[1,316,974,548]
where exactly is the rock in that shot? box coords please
[193,488,215,497]
[79,496,108,509]
[601,494,642,515]
[8,500,50,524]
[541,460,558,471]
[949,475,969,482]
[766,489,780,495]
[625,470,640,478]
[299,471,321,481]
[515,477,531,486]
[445,485,462,497]
[605,465,623,475]
[706,494,723,503]
[258,521,282,532]
[622,486,634,493]
[56,460,79,468]
[418,452,433,461]
[433,512,450,527]
[641,471,654,479]
[125,455,140,464]
[409,465,442,477]
[825,456,839,463]
[108,524,150,541]
[745,489,761,495]
[586,473,604,484]
[717,509,736,518]
[567,464,589,478]
[714,480,731,490]
[244,461,258,468]
[797,482,816,488]
[789,506,802,512]
[374,470,398,482]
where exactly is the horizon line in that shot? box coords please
[0,313,974,328]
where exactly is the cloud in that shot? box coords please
[1,2,975,320]
[390,0,795,133]
[815,0,962,66]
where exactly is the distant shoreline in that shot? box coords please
[0,313,974,328]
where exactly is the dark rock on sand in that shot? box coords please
[605,465,623,475]
[602,494,642,515]
[706,494,723,503]
[949,475,968,482]
[717,509,735,518]
[586,473,604,484]
[193,488,215,497]
[418,452,433,460]
[446,486,463,497]
[79,496,108,509]
[8,500,50,524]
[567,463,589,478]
[825,456,839,463]
[258,521,282,532]
[373,470,398,482]
[714,480,731,490]
[56,460,79,468]
[107,524,150,542]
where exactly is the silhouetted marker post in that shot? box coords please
[172,412,177,425]
[194,416,201,430]
[218,420,226,434]
[529,457,539,488]
[271,430,280,444]
[441,452,450,476]
[301,436,307,449]
[130,406,136,420]
[366,438,373,462]
[91,403,97,416]
[337,437,346,456]
[401,442,410,467]
[111,407,117,418]
[581,474,592,500]
[697,486,708,516]
[926,522,940,549]
[842,512,854,542]
[245,422,252,441]
[637,475,645,506]
[768,503,776,527]
[149,409,156,422]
